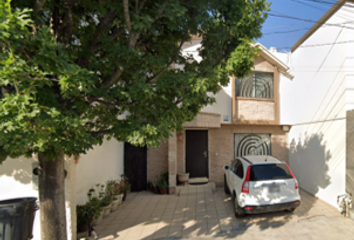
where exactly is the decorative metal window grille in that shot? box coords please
[236,72,274,99]
[234,134,271,157]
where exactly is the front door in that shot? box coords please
[124,143,147,192]
[186,130,208,178]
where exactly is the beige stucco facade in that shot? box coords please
[146,118,289,192]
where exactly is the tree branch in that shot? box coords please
[139,0,147,11]
[123,0,132,31]
[110,26,125,41]
[87,11,116,53]
[33,0,47,13]
[92,99,119,109]
[104,0,146,88]
[63,5,73,45]
[90,128,114,138]
[76,11,117,67]
[147,28,189,83]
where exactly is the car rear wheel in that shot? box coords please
[285,208,295,213]
[233,192,244,218]
[224,175,230,194]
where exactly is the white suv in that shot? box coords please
[224,155,301,217]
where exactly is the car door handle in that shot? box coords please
[203,151,207,158]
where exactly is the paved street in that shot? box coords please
[95,185,354,240]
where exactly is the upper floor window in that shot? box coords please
[236,72,274,99]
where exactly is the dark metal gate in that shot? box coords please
[124,143,147,192]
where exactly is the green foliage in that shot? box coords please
[86,187,103,219]
[157,171,169,189]
[0,0,269,162]
[157,179,168,189]
[100,195,113,207]
[119,174,131,193]
[76,205,93,225]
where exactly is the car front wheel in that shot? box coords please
[233,193,245,218]
[224,175,230,194]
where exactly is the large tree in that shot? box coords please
[0,0,269,238]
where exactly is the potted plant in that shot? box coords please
[92,184,112,217]
[87,188,103,225]
[158,179,168,195]
[76,205,91,234]
[100,195,113,217]
[122,182,131,201]
[148,181,156,193]
[114,178,124,205]
[106,180,120,212]
[119,174,131,201]
[150,175,160,194]
[77,197,101,238]
[157,172,169,194]
[177,172,190,186]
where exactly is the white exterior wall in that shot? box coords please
[182,42,233,124]
[280,3,354,207]
[0,139,124,240]
[76,139,124,205]
[201,79,233,124]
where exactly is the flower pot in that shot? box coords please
[77,223,90,233]
[93,213,103,226]
[102,204,111,218]
[123,192,127,201]
[177,173,190,186]
[160,188,168,195]
[117,194,123,205]
[110,198,120,212]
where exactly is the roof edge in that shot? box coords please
[253,43,291,74]
[291,0,353,53]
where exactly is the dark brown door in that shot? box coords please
[186,130,208,178]
[124,143,147,192]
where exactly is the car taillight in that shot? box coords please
[286,164,299,189]
[242,166,251,194]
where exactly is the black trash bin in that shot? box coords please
[0,198,38,240]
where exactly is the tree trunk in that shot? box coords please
[38,151,68,240]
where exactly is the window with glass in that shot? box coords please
[234,160,244,179]
[236,72,274,99]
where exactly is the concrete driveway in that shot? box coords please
[95,185,354,240]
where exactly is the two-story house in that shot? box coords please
[146,40,294,194]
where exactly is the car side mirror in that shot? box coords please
[224,165,229,170]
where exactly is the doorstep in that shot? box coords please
[188,177,209,184]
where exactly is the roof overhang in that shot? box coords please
[253,43,293,79]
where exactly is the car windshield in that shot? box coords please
[250,164,293,181]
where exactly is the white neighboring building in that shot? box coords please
[0,139,124,240]
[278,0,354,209]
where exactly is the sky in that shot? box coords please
[258,0,336,52]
